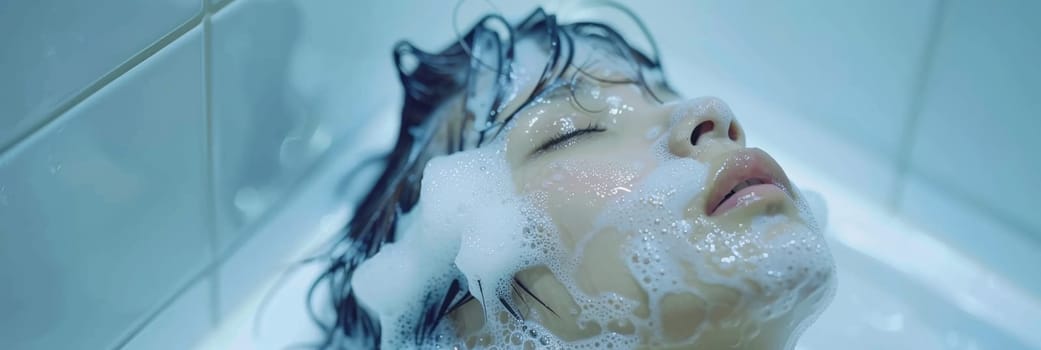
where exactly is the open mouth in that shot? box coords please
[705,148,794,216]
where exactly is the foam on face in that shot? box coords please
[527,152,834,348]
[352,133,834,349]
[353,137,576,348]
[352,140,519,348]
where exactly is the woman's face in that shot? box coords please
[446,44,833,347]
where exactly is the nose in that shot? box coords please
[667,97,744,157]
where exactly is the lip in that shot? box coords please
[705,148,795,216]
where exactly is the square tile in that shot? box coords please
[0,0,201,149]
[907,0,1041,239]
[0,27,209,350]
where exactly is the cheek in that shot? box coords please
[519,159,649,251]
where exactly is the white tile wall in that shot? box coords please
[902,0,1041,238]
[209,0,395,253]
[0,0,201,150]
[0,27,207,349]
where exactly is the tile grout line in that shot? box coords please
[41,1,239,349]
[106,11,211,350]
[210,0,237,15]
[202,0,239,328]
[0,13,205,156]
[203,7,222,329]
[890,0,948,212]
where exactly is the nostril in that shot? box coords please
[690,120,715,146]
[728,121,741,142]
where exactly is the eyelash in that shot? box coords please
[536,122,607,153]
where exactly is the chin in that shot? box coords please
[668,198,833,329]
[577,150,835,348]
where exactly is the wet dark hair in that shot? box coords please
[308,5,671,348]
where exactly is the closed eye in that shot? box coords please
[534,123,606,154]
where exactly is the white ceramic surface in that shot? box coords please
[0,0,201,149]
[0,27,208,350]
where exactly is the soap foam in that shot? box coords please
[554,153,835,347]
[351,139,542,349]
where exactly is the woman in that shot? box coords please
[312,5,834,349]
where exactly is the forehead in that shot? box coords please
[491,36,645,124]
